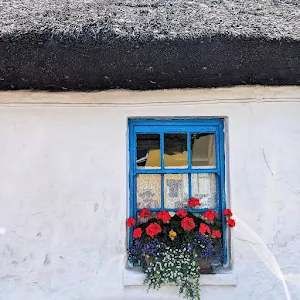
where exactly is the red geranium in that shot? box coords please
[188,197,200,208]
[199,223,211,235]
[227,219,236,227]
[181,217,196,231]
[203,209,218,221]
[223,208,233,217]
[126,217,136,227]
[212,230,221,238]
[133,228,142,239]
[157,210,172,223]
[175,209,188,218]
[146,222,162,238]
[138,208,152,219]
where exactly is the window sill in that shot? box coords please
[123,268,237,287]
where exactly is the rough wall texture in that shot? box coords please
[0,87,300,300]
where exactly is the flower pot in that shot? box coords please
[199,259,213,274]
[144,254,151,267]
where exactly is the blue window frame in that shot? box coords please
[128,118,227,264]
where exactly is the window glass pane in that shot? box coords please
[136,134,160,168]
[192,173,216,208]
[191,133,216,167]
[164,174,189,208]
[164,133,187,168]
[137,174,161,208]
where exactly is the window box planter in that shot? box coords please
[198,258,214,274]
[127,199,235,300]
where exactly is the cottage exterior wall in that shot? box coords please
[0,87,299,300]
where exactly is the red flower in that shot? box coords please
[133,228,142,239]
[181,217,196,231]
[212,230,221,238]
[189,197,200,207]
[188,197,200,208]
[146,222,162,238]
[222,208,233,217]
[176,209,188,218]
[227,219,236,227]
[138,208,152,219]
[203,209,218,221]
[157,210,172,223]
[199,223,211,235]
[126,217,136,227]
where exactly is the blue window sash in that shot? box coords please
[128,118,227,265]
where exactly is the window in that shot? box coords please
[128,118,227,264]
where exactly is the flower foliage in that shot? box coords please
[128,202,236,300]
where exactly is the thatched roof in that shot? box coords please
[1,0,300,41]
[0,0,300,90]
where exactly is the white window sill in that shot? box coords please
[123,268,237,287]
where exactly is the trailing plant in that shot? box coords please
[145,247,200,300]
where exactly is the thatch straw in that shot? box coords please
[1,0,300,40]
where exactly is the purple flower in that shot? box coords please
[141,238,166,256]
[182,233,221,260]
[129,238,166,259]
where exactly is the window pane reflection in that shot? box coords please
[164,133,188,168]
[136,134,160,168]
[191,133,216,167]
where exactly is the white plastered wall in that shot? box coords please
[0,86,300,300]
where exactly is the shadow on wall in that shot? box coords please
[235,216,292,300]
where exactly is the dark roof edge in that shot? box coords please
[0,34,299,91]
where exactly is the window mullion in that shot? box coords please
[187,131,192,198]
[160,132,165,209]
[215,127,221,175]
[188,174,192,199]
[135,168,218,174]
[216,174,221,215]
[161,174,165,209]
[129,128,136,246]
[131,130,137,218]
[219,123,228,266]
[160,132,164,170]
